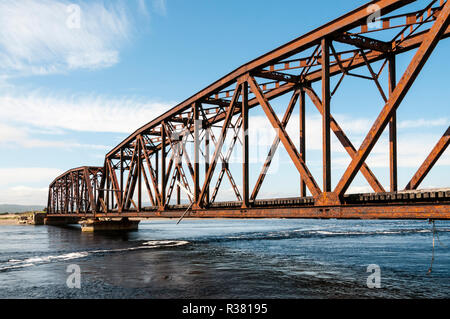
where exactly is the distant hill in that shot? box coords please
[0,204,45,214]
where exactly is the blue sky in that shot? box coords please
[0,0,448,205]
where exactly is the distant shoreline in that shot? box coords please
[0,219,22,225]
[0,212,38,226]
[0,215,23,225]
[0,204,45,214]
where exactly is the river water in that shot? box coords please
[0,219,448,298]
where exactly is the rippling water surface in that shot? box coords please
[0,219,449,298]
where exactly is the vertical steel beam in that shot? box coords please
[120,148,124,208]
[160,123,166,209]
[106,172,110,211]
[96,163,105,213]
[64,175,68,213]
[205,128,210,204]
[299,88,307,197]
[321,38,331,192]
[389,55,398,192]
[176,173,181,205]
[69,175,73,213]
[138,140,142,212]
[194,103,200,204]
[242,81,250,208]
[71,173,75,213]
[55,187,58,214]
[75,172,80,214]
[47,186,51,213]
[97,165,104,213]
[107,160,120,209]
[84,167,96,215]
[155,149,159,187]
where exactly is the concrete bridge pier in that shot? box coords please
[44,216,80,226]
[79,218,140,232]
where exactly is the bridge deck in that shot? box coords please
[46,189,450,220]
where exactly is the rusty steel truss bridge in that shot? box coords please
[48,0,450,221]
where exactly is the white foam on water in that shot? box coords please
[0,240,190,273]
[306,228,443,236]
[142,240,190,247]
[23,252,89,264]
[90,241,189,254]
[313,231,340,235]
[0,263,34,272]
[308,230,362,235]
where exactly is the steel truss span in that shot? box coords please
[48,0,450,220]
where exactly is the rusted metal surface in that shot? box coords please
[321,38,331,193]
[388,55,398,192]
[48,167,103,216]
[47,0,450,220]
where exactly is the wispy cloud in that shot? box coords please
[0,186,49,205]
[0,167,63,187]
[0,168,65,205]
[398,118,448,129]
[0,0,131,76]
[327,133,450,169]
[137,0,150,17]
[151,0,167,16]
[0,123,109,150]
[0,92,173,134]
[136,0,167,19]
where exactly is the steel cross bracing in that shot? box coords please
[48,0,450,220]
